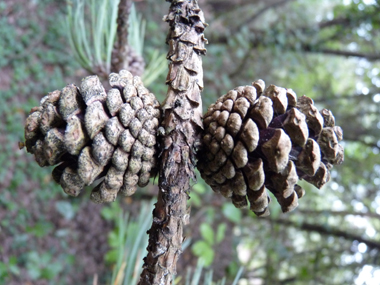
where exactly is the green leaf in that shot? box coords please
[26,222,53,238]
[27,266,41,280]
[192,183,207,194]
[300,266,310,278]
[222,203,242,223]
[105,249,119,264]
[191,241,215,267]
[41,262,63,280]
[101,202,122,222]
[8,256,17,265]
[200,223,214,246]
[55,201,76,220]
[216,223,227,244]
[192,240,210,256]
[108,230,120,248]
[199,248,215,267]
[0,262,7,277]
[8,264,20,276]
[189,192,201,207]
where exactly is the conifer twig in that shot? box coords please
[139,1,207,284]
[112,0,132,72]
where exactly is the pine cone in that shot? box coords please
[112,45,145,77]
[126,46,145,77]
[197,80,344,216]
[24,70,161,203]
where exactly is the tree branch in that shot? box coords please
[298,209,380,220]
[318,17,351,29]
[139,1,207,284]
[206,0,261,12]
[228,47,252,78]
[111,0,132,73]
[272,219,380,251]
[211,30,380,61]
[310,48,380,61]
[342,138,380,150]
[313,94,374,104]
[231,0,295,34]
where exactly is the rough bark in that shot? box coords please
[139,1,207,284]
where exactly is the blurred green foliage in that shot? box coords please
[0,0,90,283]
[176,260,243,285]
[65,0,120,74]
[101,202,241,285]
[65,0,167,86]
[1,0,380,284]
[106,202,152,285]
[192,222,227,267]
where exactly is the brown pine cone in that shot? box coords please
[197,80,344,216]
[126,46,145,77]
[111,45,145,77]
[24,70,161,203]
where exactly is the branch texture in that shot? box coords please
[139,0,207,284]
[112,0,132,73]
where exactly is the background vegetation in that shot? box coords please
[0,0,379,284]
